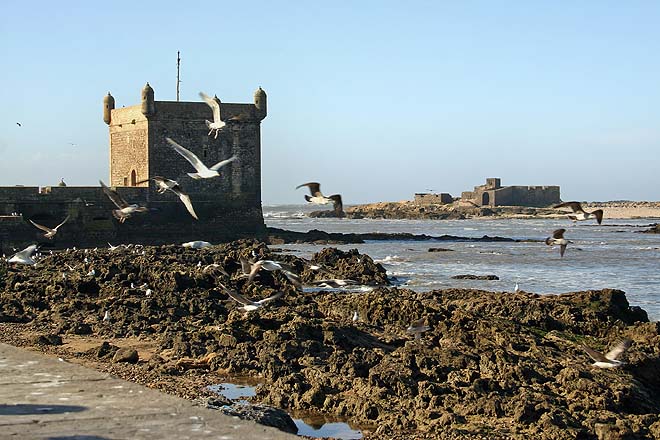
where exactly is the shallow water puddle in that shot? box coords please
[209,382,363,439]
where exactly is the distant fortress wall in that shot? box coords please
[461,178,560,208]
[0,84,267,253]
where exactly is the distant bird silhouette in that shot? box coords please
[99,180,148,223]
[165,137,236,179]
[582,339,632,368]
[29,215,70,239]
[137,176,198,219]
[199,92,225,138]
[545,228,571,257]
[16,122,21,127]
[554,201,603,225]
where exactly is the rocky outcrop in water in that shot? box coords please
[1,242,660,439]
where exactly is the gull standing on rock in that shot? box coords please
[554,202,604,225]
[545,229,572,257]
[182,241,212,249]
[100,181,148,223]
[137,176,198,219]
[219,284,284,312]
[582,339,632,368]
[199,92,225,138]
[7,244,39,265]
[29,215,70,239]
[165,138,237,180]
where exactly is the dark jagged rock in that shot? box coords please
[451,274,499,280]
[30,333,63,346]
[428,248,454,252]
[113,347,139,363]
[640,223,660,233]
[206,398,298,434]
[266,227,539,245]
[1,242,659,439]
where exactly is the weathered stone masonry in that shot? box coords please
[1,84,267,252]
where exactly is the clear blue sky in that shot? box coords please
[1,1,659,204]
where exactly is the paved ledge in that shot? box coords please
[0,343,297,439]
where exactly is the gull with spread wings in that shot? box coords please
[29,215,70,239]
[545,228,572,257]
[219,283,284,312]
[99,180,148,223]
[554,201,604,225]
[199,92,225,138]
[296,182,343,214]
[137,176,198,219]
[582,339,632,368]
[165,137,237,180]
[7,244,39,265]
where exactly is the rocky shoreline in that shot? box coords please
[1,241,660,439]
[337,201,660,221]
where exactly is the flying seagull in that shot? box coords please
[554,202,604,225]
[29,215,70,239]
[406,318,430,340]
[219,284,284,312]
[7,244,39,265]
[296,182,341,206]
[244,259,285,282]
[99,180,148,223]
[582,339,632,368]
[310,278,357,288]
[16,122,21,127]
[545,228,571,257]
[199,92,226,138]
[165,137,237,180]
[137,176,198,219]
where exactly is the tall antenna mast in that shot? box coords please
[176,51,181,101]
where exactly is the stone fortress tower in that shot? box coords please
[0,84,267,252]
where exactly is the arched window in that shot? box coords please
[130,170,137,186]
[482,192,490,206]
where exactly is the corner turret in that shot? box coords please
[254,87,267,120]
[141,82,155,116]
[103,92,115,125]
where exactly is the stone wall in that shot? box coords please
[414,193,453,205]
[109,105,149,187]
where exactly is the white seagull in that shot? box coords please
[554,201,604,225]
[100,181,148,223]
[182,241,212,249]
[545,228,572,257]
[138,176,198,219]
[7,244,39,265]
[165,137,237,180]
[220,284,284,312]
[29,215,70,239]
[582,339,632,368]
[199,92,226,138]
[246,259,285,282]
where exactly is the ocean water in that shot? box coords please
[264,205,660,321]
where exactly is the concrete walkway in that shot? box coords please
[0,343,297,439]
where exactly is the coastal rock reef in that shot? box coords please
[1,241,659,439]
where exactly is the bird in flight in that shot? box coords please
[582,339,632,368]
[219,284,284,312]
[406,318,430,340]
[165,137,236,180]
[99,180,148,223]
[29,215,70,239]
[199,92,225,138]
[7,244,39,265]
[545,228,571,257]
[554,202,604,225]
[16,122,21,127]
[296,182,344,214]
[137,176,198,219]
